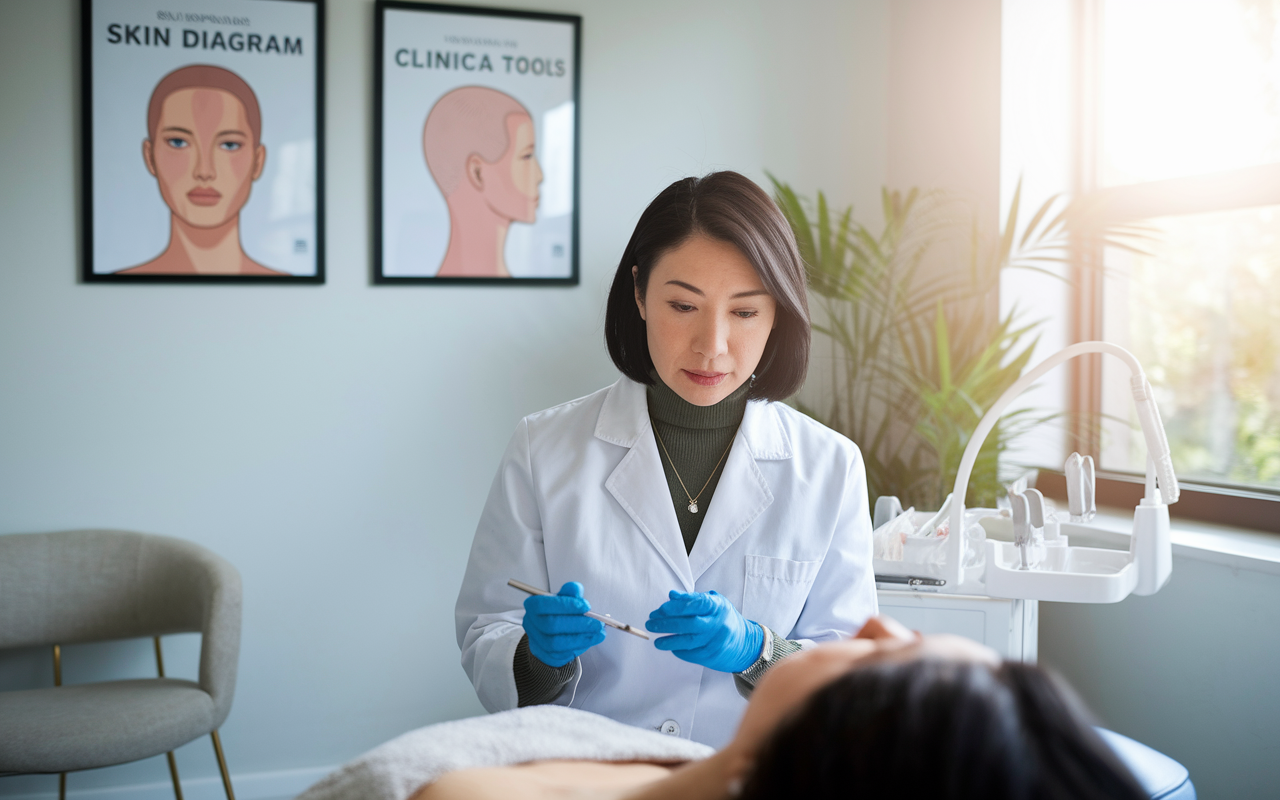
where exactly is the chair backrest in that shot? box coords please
[0,529,242,726]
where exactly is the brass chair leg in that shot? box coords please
[154,636,167,678]
[152,637,185,799]
[211,730,236,800]
[165,751,184,800]
[53,645,65,800]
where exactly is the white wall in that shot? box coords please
[0,0,889,796]
[888,0,1002,225]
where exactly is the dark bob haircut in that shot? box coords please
[741,659,1149,800]
[604,172,811,401]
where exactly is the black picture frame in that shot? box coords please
[81,0,326,284]
[373,1,581,286]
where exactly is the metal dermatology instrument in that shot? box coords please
[507,579,651,640]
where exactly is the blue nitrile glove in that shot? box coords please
[645,590,764,673]
[522,582,606,668]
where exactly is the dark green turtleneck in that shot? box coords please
[647,375,750,554]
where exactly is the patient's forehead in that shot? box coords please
[874,633,1000,666]
[774,629,999,692]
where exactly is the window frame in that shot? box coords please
[1065,0,1280,532]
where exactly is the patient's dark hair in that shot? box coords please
[740,660,1148,800]
[603,171,810,401]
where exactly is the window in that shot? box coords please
[1003,0,1280,522]
[1101,206,1280,489]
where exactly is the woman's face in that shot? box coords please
[730,617,999,758]
[143,87,265,228]
[635,236,778,406]
[479,114,541,223]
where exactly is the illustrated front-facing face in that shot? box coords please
[635,235,778,406]
[472,113,541,224]
[143,87,266,228]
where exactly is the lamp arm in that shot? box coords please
[942,341,1179,586]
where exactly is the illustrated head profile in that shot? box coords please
[118,64,282,276]
[423,86,543,278]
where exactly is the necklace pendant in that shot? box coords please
[688,502,698,514]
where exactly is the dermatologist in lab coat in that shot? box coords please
[455,172,877,748]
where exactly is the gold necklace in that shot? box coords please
[652,426,734,514]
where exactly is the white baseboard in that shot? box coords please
[1,765,335,800]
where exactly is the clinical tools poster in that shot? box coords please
[374,1,580,285]
[82,0,324,283]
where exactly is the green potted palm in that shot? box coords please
[769,176,1111,510]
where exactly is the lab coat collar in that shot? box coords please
[598,378,792,586]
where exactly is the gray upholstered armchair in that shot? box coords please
[0,530,241,800]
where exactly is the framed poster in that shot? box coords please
[375,1,580,285]
[81,0,324,283]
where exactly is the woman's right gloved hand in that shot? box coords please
[522,581,606,668]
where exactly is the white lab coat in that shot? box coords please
[454,377,876,748]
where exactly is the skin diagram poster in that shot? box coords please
[374,1,581,285]
[82,0,324,283]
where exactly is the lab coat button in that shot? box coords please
[659,720,680,736]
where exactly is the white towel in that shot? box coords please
[295,706,716,800]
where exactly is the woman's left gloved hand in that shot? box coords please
[645,590,764,673]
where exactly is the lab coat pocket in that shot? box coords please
[741,554,823,636]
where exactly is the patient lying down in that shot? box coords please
[414,617,1148,800]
